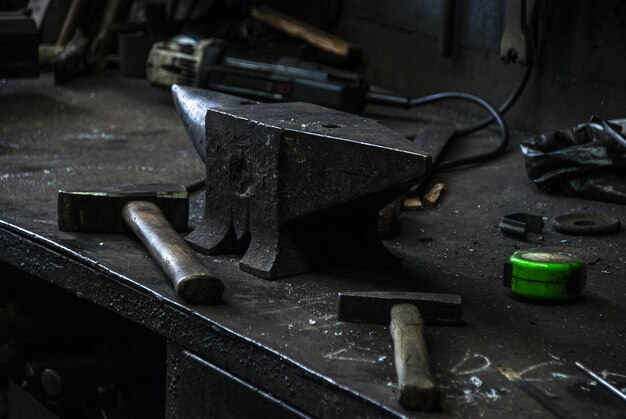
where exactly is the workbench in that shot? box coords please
[1,74,624,418]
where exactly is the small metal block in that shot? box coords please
[58,184,189,233]
[499,213,544,239]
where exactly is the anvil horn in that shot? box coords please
[171,85,260,161]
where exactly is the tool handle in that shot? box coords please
[390,304,439,411]
[251,7,357,58]
[122,201,224,305]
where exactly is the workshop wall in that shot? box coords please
[338,0,626,133]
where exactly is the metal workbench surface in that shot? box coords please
[1,74,625,418]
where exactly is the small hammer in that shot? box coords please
[58,183,224,305]
[338,291,462,410]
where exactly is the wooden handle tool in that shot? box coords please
[122,201,224,305]
[250,6,359,59]
[390,304,439,411]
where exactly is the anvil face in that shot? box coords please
[172,85,431,279]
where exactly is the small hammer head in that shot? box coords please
[337,291,462,326]
[58,183,189,233]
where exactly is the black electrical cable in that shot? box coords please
[456,0,543,137]
[366,90,509,170]
[443,0,542,161]
[365,0,542,171]
[455,64,533,136]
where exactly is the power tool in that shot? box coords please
[146,36,367,114]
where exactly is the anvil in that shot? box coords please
[172,85,431,279]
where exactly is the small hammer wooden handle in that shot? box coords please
[122,201,224,305]
[390,304,439,411]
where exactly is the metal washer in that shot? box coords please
[553,213,621,235]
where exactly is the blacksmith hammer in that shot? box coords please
[57,183,224,305]
[338,291,462,411]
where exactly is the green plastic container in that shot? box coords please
[503,249,586,300]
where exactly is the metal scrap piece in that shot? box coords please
[499,213,544,239]
[498,367,574,419]
[423,183,445,206]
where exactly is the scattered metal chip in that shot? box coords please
[403,196,424,211]
[423,182,445,206]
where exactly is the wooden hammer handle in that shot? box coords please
[390,304,439,410]
[251,7,357,59]
[122,201,224,305]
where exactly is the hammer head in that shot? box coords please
[58,183,189,233]
[337,291,462,326]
